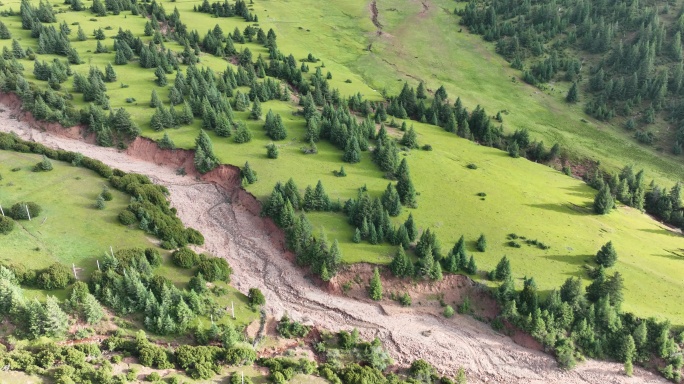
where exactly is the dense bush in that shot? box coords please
[276,314,311,338]
[9,202,42,220]
[144,248,162,267]
[172,247,200,268]
[36,262,74,290]
[196,256,232,282]
[118,210,137,225]
[0,215,15,234]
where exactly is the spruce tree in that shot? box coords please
[266,143,278,159]
[155,66,167,86]
[0,21,11,39]
[233,122,253,143]
[390,245,408,277]
[404,213,417,242]
[429,260,443,281]
[465,255,477,274]
[492,255,511,281]
[215,114,232,137]
[43,295,68,337]
[594,185,614,214]
[400,126,418,149]
[381,183,402,216]
[149,89,162,108]
[241,161,257,184]
[157,132,175,149]
[476,233,487,252]
[82,294,104,325]
[343,136,361,163]
[104,62,116,82]
[250,98,262,120]
[596,241,617,267]
[369,267,383,300]
[352,228,361,243]
[194,130,219,173]
[566,82,579,103]
[396,159,417,208]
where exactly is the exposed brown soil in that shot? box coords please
[0,94,667,384]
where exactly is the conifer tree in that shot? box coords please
[400,125,418,148]
[266,143,278,159]
[241,161,257,184]
[43,295,68,337]
[352,228,361,243]
[0,21,11,39]
[596,241,617,267]
[157,132,175,149]
[492,255,511,281]
[369,267,383,300]
[390,245,408,277]
[155,66,167,86]
[429,259,443,281]
[82,293,104,325]
[150,89,161,108]
[404,213,417,242]
[476,233,487,252]
[215,114,232,137]
[566,82,579,103]
[250,98,262,120]
[381,183,402,216]
[343,136,361,163]
[465,255,477,274]
[194,130,219,173]
[233,122,252,143]
[594,185,614,214]
[417,81,427,99]
[104,62,116,82]
[396,159,417,207]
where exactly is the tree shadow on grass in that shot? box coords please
[527,202,592,216]
[653,249,684,262]
[542,254,593,268]
[640,227,682,238]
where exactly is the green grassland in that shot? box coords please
[0,0,682,326]
[0,150,257,327]
[0,150,151,275]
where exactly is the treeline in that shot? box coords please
[492,246,684,381]
[459,0,684,154]
[587,164,684,230]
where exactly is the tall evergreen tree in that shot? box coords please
[241,161,257,184]
[381,183,402,216]
[595,241,617,267]
[594,185,614,214]
[343,136,361,163]
[566,82,579,103]
[43,295,68,337]
[369,267,383,300]
[194,130,219,173]
[395,159,417,207]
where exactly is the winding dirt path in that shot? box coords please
[0,104,667,383]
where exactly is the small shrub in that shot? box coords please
[125,97,135,103]
[344,79,352,83]
[266,143,279,159]
[0,216,15,234]
[9,202,41,220]
[248,287,265,308]
[507,241,521,248]
[144,248,162,267]
[399,292,411,307]
[118,210,137,225]
[421,144,433,151]
[146,372,161,382]
[476,192,487,197]
[33,155,53,172]
[11,167,20,172]
[100,186,113,201]
[466,163,478,169]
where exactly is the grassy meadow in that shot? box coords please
[0,0,681,326]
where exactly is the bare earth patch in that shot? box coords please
[0,97,667,384]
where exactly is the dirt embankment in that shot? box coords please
[0,94,667,384]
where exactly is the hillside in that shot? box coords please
[0,0,682,381]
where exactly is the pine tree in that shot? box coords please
[476,234,487,252]
[43,295,68,337]
[390,245,408,277]
[157,132,175,149]
[596,241,617,267]
[250,98,262,120]
[266,143,278,159]
[417,81,427,99]
[104,62,116,82]
[594,185,614,214]
[566,82,579,103]
[215,114,232,137]
[233,122,253,143]
[150,89,161,108]
[0,21,11,39]
[155,66,167,86]
[352,228,361,243]
[241,161,257,184]
[194,130,219,173]
[492,255,511,281]
[465,255,477,274]
[381,183,402,216]
[82,293,104,325]
[400,126,418,148]
[343,136,361,163]
[429,259,443,281]
[404,213,417,242]
[369,267,383,300]
[396,159,417,208]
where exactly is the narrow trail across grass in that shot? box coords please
[0,106,667,383]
